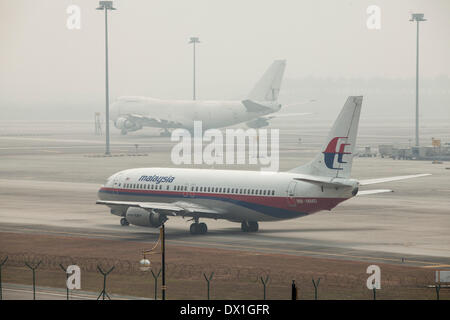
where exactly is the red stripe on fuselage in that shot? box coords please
[99,187,347,214]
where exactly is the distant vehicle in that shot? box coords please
[110,60,310,135]
[378,144,394,158]
[379,145,413,160]
[97,96,430,234]
[358,146,376,157]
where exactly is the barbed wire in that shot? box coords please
[0,251,436,291]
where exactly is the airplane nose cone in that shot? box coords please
[97,187,105,200]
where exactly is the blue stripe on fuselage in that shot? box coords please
[98,189,307,220]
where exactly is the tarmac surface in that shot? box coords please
[1,119,449,270]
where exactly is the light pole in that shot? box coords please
[140,224,166,300]
[97,1,116,156]
[189,37,200,100]
[410,13,426,147]
[161,224,166,300]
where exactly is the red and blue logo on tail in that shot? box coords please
[323,137,351,170]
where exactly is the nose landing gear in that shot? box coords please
[241,221,258,232]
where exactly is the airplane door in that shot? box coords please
[286,181,297,207]
[113,173,123,195]
[183,183,190,198]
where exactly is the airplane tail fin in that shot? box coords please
[247,60,286,101]
[289,96,363,178]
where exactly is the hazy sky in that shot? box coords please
[1,0,449,114]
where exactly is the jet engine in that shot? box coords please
[246,118,269,128]
[114,117,142,133]
[125,207,167,228]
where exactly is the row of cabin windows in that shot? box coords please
[122,183,275,196]
[192,186,275,196]
[124,183,163,190]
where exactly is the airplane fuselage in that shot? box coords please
[98,167,354,223]
[111,97,279,131]
[96,96,430,234]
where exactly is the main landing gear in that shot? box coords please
[241,221,258,232]
[120,217,129,226]
[190,217,208,235]
[190,223,207,235]
[160,129,171,137]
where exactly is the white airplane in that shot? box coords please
[97,96,430,234]
[111,60,309,135]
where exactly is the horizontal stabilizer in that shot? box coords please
[294,175,354,188]
[242,100,272,113]
[282,100,316,108]
[359,174,431,186]
[357,189,393,196]
[264,112,312,120]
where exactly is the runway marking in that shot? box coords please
[422,264,450,269]
[41,150,60,153]
[0,226,128,240]
[3,287,132,300]
[3,288,91,300]
[168,239,441,266]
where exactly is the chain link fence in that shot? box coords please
[0,251,444,300]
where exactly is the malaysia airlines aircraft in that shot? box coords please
[111,60,309,135]
[97,96,430,234]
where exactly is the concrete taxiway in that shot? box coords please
[0,119,449,268]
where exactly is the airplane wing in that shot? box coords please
[282,99,316,108]
[357,189,393,196]
[124,114,183,129]
[96,200,223,219]
[96,200,182,214]
[359,174,431,186]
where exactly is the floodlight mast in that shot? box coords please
[189,37,200,100]
[97,1,116,155]
[409,13,426,147]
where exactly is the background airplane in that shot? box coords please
[97,96,430,234]
[111,60,311,135]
